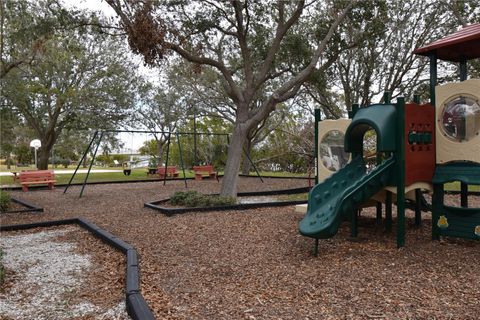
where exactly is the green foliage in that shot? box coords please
[169,190,236,207]
[0,191,11,212]
[13,144,32,165]
[139,139,159,158]
[96,154,129,167]
[2,0,139,169]
[148,157,159,168]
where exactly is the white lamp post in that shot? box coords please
[29,139,41,169]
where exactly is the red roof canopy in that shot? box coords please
[413,23,480,62]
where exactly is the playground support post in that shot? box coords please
[415,189,422,226]
[64,131,98,194]
[461,183,468,208]
[432,183,444,240]
[175,132,188,189]
[396,97,406,248]
[459,58,468,208]
[374,95,390,224]
[429,53,437,106]
[193,112,197,166]
[376,202,382,225]
[385,191,392,232]
[80,131,104,198]
[314,108,321,185]
[163,133,171,186]
[459,58,467,81]
[383,91,391,104]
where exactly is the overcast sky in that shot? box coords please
[61,0,116,16]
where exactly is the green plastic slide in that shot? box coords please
[299,156,395,239]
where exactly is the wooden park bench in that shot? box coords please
[157,166,179,179]
[193,165,218,181]
[19,170,56,192]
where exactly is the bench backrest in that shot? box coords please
[157,166,178,174]
[19,170,55,182]
[193,165,214,173]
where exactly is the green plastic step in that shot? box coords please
[299,156,395,239]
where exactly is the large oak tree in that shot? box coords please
[106,0,358,196]
[2,1,137,169]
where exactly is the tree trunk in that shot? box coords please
[156,139,164,165]
[37,148,50,170]
[6,154,11,170]
[37,133,57,170]
[241,138,252,175]
[220,123,248,196]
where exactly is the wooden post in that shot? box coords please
[386,191,392,232]
[396,97,406,248]
[314,108,321,185]
[432,184,444,240]
[415,189,422,226]
[429,53,437,106]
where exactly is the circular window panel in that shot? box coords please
[441,95,480,142]
[320,130,349,172]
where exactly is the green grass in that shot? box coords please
[0,168,204,186]
[444,181,480,192]
[276,193,309,201]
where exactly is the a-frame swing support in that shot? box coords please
[64,129,264,198]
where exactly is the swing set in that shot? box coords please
[63,129,262,198]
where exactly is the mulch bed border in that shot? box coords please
[239,173,311,180]
[144,187,310,216]
[0,218,155,320]
[1,197,44,214]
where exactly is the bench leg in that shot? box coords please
[22,185,28,192]
[48,183,54,190]
[195,174,202,181]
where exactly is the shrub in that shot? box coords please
[0,191,10,212]
[169,190,236,207]
[170,190,199,205]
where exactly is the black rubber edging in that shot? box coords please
[1,197,44,214]
[0,218,155,320]
[144,187,310,216]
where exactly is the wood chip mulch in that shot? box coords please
[1,177,479,319]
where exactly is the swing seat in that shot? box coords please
[157,166,179,179]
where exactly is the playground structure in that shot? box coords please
[299,23,480,252]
